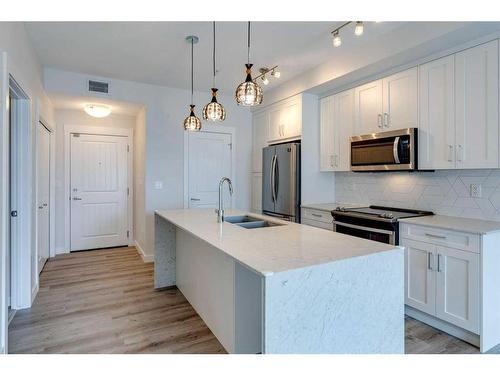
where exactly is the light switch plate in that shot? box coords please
[470,184,482,198]
[154,181,163,190]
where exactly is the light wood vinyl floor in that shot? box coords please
[8,246,479,354]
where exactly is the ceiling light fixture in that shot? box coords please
[262,74,269,85]
[271,68,281,78]
[203,22,226,122]
[235,22,263,106]
[332,30,342,47]
[354,21,364,36]
[84,104,111,118]
[255,66,280,85]
[183,35,202,131]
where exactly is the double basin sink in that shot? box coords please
[225,215,284,229]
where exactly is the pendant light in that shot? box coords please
[235,22,263,106]
[203,22,226,122]
[183,35,202,131]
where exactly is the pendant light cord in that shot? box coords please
[213,21,216,87]
[191,37,194,105]
[247,21,251,63]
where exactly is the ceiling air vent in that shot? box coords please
[88,80,109,94]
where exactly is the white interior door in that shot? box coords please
[36,123,50,272]
[188,131,232,208]
[70,133,128,251]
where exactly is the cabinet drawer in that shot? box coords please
[400,224,480,253]
[302,208,333,224]
[302,218,333,231]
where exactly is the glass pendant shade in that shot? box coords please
[183,104,202,131]
[203,88,226,121]
[236,64,263,106]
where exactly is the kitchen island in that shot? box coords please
[154,209,404,354]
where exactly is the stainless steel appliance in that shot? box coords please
[350,128,418,172]
[331,205,433,245]
[262,142,301,222]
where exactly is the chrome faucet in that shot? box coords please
[216,177,233,223]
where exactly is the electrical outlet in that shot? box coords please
[470,184,482,198]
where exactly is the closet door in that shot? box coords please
[455,40,499,169]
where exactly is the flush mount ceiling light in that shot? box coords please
[183,35,202,131]
[84,104,111,118]
[203,22,226,122]
[331,21,365,47]
[235,22,263,106]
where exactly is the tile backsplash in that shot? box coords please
[335,169,500,221]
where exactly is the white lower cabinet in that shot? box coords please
[251,173,262,213]
[402,237,479,334]
[301,208,333,230]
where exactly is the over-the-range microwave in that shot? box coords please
[350,128,418,172]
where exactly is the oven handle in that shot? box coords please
[393,136,400,164]
[333,220,395,235]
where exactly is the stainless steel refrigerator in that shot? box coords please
[262,142,301,222]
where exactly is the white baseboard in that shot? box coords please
[135,241,154,263]
[31,282,39,304]
[55,246,68,255]
[405,305,480,348]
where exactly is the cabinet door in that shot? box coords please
[281,99,301,140]
[455,40,499,169]
[354,79,383,135]
[333,89,354,171]
[435,246,480,334]
[382,67,418,130]
[402,239,436,316]
[251,173,262,213]
[418,55,456,170]
[252,112,268,173]
[319,96,335,171]
[268,107,283,143]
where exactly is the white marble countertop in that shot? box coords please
[301,202,362,212]
[155,208,400,276]
[400,215,500,235]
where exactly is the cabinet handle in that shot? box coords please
[427,252,434,271]
[437,254,443,272]
[383,112,389,127]
[425,233,446,239]
[311,213,322,218]
[334,154,339,167]
[329,155,334,167]
[190,198,201,201]
[456,144,463,162]
[447,145,454,162]
[377,114,383,128]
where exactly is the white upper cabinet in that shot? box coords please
[354,79,383,135]
[419,55,456,170]
[267,95,302,143]
[320,89,354,172]
[382,67,418,130]
[320,96,335,171]
[455,40,499,169]
[419,40,499,170]
[252,111,268,173]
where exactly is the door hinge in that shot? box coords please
[127,145,130,152]
[10,210,18,217]
[127,187,130,196]
[73,133,80,137]
[228,143,232,150]
[127,230,130,238]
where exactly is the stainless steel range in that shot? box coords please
[331,206,434,245]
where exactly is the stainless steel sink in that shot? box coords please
[225,215,284,229]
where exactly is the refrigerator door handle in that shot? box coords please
[274,156,279,201]
[270,154,277,202]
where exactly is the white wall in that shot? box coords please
[0,22,55,351]
[53,109,137,253]
[45,68,252,258]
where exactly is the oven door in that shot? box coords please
[350,128,417,171]
[333,220,396,245]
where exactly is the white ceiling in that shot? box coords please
[24,21,406,94]
[49,93,144,116]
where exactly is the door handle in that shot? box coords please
[273,156,279,200]
[270,154,277,202]
[38,205,44,210]
[72,197,82,201]
[427,252,434,271]
[437,254,443,272]
[447,145,454,162]
[43,203,48,207]
[377,114,383,128]
[393,137,400,164]
[383,112,389,127]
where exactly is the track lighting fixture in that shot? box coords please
[255,66,280,85]
[271,68,281,78]
[331,21,367,47]
[262,74,269,85]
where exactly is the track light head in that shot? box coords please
[332,30,342,47]
[355,21,364,36]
